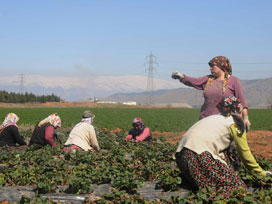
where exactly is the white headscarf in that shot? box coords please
[81,116,94,125]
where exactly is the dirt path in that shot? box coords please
[152,130,272,159]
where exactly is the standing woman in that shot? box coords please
[171,56,250,130]
[29,113,61,148]
[0,113,27,147]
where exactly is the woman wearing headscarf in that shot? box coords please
[63,110,100,152]
[175,96,271,197]
[29,113,61,147]
[0,113,27,147]
[171,56,250,130]
[125,117,151,142]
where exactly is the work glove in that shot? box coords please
[266,171,272,177]
[243,115,251,132]
[171,71,184,80]
[172,152,176,160]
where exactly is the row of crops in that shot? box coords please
[0,107,272,203]
[0,107,271,131]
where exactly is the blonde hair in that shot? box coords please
[203,72,230,94]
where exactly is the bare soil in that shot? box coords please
[152,130,272,159]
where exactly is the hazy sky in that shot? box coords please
[1,0,272,81]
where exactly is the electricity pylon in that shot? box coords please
[19,73,24,94]
[145,52,158,106]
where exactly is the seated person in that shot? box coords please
[0,113,27,147]
[125,117,151,142]
[29,113,61,147]
[63,110,100,152]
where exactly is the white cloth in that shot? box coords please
[64,122,100,151]
[81,117,93,125]
[176,114,235,165]
[38,113,61,128]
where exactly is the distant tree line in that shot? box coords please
[0,90,60,103]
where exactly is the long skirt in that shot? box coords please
[175,147,246,197]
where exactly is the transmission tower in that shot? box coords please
[19,73,24,94]
[145,52,158,106]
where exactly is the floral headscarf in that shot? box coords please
[216,96,244,133]
[0,113,19,134]
[216,96,243,117]
[38,113,61,128]
[208,56,232,75]
[204,56,232,94]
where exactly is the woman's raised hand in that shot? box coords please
[171,71,184,80]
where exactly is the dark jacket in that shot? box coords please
[0,125,26,147]
[29,123,53,146]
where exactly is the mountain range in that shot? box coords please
[0,74,182,101]
[0,74,271,108]
[105,77,272,108]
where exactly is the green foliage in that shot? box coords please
[0,129,177,194]
[167,187,272,204]
[0,107,271,131]
[0,107,272,203]
[97,189,153,204]
[238,156,272,189]
[248,109,272,131]
[158,165,182,191]
[19,196,59,204]
[0,90,60,103]
[2,128,271,203]
[0,107,200,131]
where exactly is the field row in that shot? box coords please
[0,107,271,131]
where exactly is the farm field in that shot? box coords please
[0,107,272,131]
[0,107,272,203]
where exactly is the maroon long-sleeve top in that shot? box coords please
[181,75,248,119]
[44,126,56,147]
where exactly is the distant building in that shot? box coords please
[122,101,137,106]
[96,101,117,104]
[154,103,192,108]
[60,98,66,103]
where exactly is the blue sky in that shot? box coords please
[0,0,272,81]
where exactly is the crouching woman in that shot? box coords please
[125,117,151,142]
[29,113,61,148]
[175,96,271,197]
[63,110,100,153]
[0,113,27,147]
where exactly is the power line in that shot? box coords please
[159,59,272,65]
[160,69,272,73]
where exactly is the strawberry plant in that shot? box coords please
[0,107,272,203]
